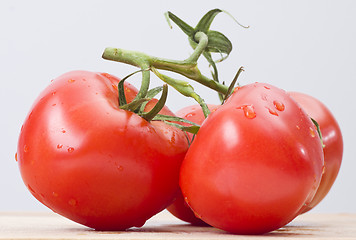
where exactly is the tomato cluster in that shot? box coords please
[17,72,342,233]
[16,9,343,235]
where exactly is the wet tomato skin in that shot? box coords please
[17,70,189,230]
[180,83,324,234]
[289,92,343,213]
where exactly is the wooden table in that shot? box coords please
[1,211,355,239]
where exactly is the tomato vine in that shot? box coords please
[102,9,247,119]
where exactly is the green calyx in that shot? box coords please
[115,71,200,134]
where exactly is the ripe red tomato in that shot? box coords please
[17,70,189,230]
[175,104,220,142]
[289,92,343,213]
[167,104,219,225]
[180,83,324,234]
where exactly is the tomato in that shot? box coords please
[17,70,189,230]
[175,104,220,142]
[289,92,343,213]
[180,83,324,234]
[166,104,219,225]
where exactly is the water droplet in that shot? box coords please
[296,125,300,130]
[52,192,59,197]
[52,103,56,107]
[24,145,29,153]
[309,127,316,137]
[112,84,118,91]
[322,166,326,174]
[238,105,256,119]
[118,165,124,171]
[273,100,285,111]
[68,79,76,83]
[15,152,18,162]
[57,144,63,149]
[51,91,56,95]
[264,86,271,90]
[68,199,77,206]
[266,107,278,116]
[61,129,66,133]
[186,113,195,118]
[67,147,75,153]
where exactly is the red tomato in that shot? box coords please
[176,104,220,142]
[167,104,219,225]
[289,92,343,213]
[180,83,324,234]
[17,70,189,230]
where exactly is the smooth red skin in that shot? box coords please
[180,83,324,234]
[17,71,188,230]
[289,92,343,213]
[167,104,219,226]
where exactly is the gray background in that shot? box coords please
[1,0,355,213]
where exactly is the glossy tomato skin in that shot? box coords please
[17,71,188,230]
[167,104,219,226]
[176,104,220,142]
[289,92,343,213]
[180,83,324,234]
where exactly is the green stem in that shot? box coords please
[117,69,149,106]
[102,32,229,95]
[185,32,208,63]
[151,67,210,118]
[134,64,150,100]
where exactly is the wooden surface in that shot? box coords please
[1,211,355,239]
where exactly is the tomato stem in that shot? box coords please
[134,64,150,101]
[222,66,244,103]
[185,32,208,63]
[101,9,248,119]
[102,32,229,96]
[151,67,211,117]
